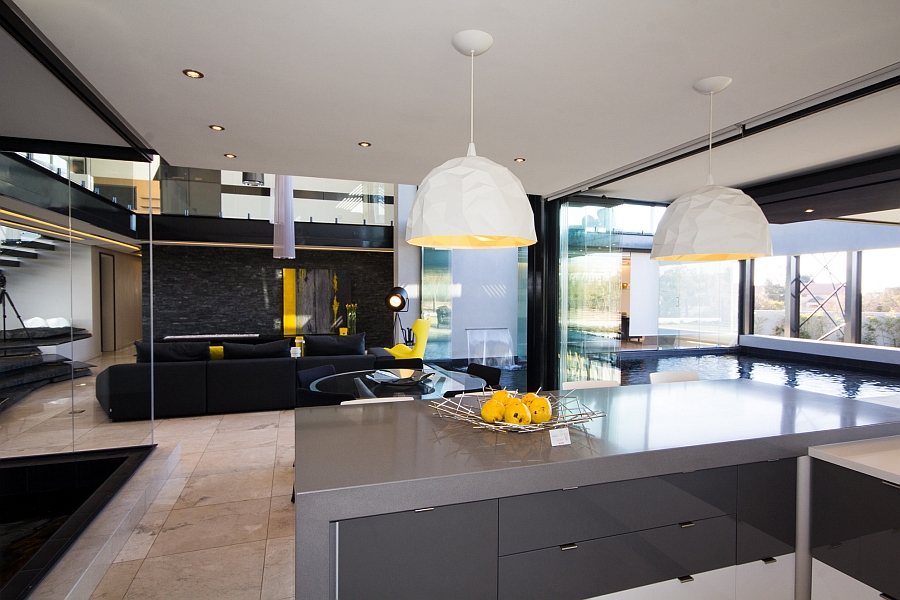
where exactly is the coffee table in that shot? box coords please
[310,366,486,400]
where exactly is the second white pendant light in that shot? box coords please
[405,30,537,249]
[650,77,772,262]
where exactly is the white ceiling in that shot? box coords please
[590,85,900,204]
[0,28,128,146]
[838,209,900,225]
[10,0,900,197]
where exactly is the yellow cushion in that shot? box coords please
[210,345,224,360]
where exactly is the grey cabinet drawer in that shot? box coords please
[812,458,900,598]
[498,514,737,600]
[737,459,796,564]
[337,500,498,600]
[499,466,736,555]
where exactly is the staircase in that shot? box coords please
[0,230,93,412]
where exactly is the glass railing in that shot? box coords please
[13,154,396,227]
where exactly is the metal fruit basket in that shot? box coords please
[429,390,606,433]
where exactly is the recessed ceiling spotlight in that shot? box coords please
[209,125,225,131]
[514,157,525,163]
[358,141,371,147]
[183,69,204,79]
[805,208,815,213]
[224,153,236,159]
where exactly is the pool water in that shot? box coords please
[451,353,900,406]
[618,354,900,402]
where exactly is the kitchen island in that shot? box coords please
[294,379,900,599]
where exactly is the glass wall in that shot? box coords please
[753,256,788,336]
[861,247,900,347]
[607,203,666,235]
[658,261,739,349]
[421,247,452,360]
[798,252,846,341]
[559,203,621,384]
[0,154,152,458]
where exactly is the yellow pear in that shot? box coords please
[521,392,540,408]
[480,399,506,424]
[529,397,552,424]
[492,390,518,406]
[504,402,532,425]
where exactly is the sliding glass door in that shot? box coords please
[559,203,621,385]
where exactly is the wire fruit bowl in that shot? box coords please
[429,390,606,433]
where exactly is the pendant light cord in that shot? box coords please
[470,50,475,145]
[707,91,713,184]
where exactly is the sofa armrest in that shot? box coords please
[94,363,207,421]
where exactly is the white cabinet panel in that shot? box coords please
[736,554,795,600]
[590,565,736,600]
[812,558,882,600]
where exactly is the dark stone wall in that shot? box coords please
[142,245,393,347]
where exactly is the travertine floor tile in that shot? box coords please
[217,411,280,432]
[152,415,221,437]
[115,511,169,563]
[267,495,295,539]
[90,559,142,600]
[146,477,188,514]
[262,537,295,600]
[148,498,270,557]
[170,452,202,479]
[192,446,276,476]
[152,432,213,454]
[0,429,87,452]
[276,427,295,448]
[126,541,266,599]
[0,348,298,599]
[206,428,278,452]
[272,466,294,497]
[275,445,295,468]
[174,468,274,509]
[278,410,294,429]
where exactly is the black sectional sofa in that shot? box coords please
[95,336,391,421]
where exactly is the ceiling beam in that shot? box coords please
[0,0,155,162]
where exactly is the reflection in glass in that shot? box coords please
[753,256,788,336]
[861,247,900,348]
[658,261,739,349]
[422,248,451,360]
[559,203,621,385]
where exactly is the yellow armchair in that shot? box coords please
[385,319,430,359]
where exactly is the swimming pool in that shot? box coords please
[617,353,900,403]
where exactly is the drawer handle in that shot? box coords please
[762,557,777,564]
[562,486,579,491]
[882,480,900,491]
[560,543,578,551]
[414,507,434,513]
[679,521,695,528]
[678,576,694,583]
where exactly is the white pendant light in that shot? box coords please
[650,76,772,262]
[405,30,537,249]
[272,174,295,259]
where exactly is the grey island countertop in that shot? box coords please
[294,379,900,599]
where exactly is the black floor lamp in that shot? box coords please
[384,287,413,346]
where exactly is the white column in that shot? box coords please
[795,455,812,600]
[394,184,421,345]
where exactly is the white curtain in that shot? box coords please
[272,174,295,259]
